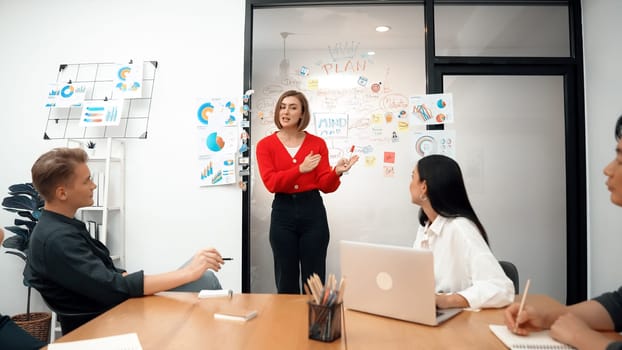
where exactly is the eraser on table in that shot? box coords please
[198,289,233,298]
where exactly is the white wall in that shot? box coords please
[0,0,245,316]
[582,0,622,297]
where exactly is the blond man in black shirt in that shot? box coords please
[24,148,225,334]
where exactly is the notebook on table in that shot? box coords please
[339,240,462,326]
[47,333,142,350]
[489,324,575,349]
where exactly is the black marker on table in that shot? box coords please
[222,258,233,261]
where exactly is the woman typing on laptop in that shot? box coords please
[409,154,514,310]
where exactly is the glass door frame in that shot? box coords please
[243,0,586,304]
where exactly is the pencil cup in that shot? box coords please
[308,301,341,342]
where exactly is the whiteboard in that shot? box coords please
[249,22,567,303]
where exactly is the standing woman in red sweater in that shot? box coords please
[256,90,359,294]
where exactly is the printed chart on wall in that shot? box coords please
[196,98,242,187]
[410,93,454,125]
[43,61,158,139]
[413,130,456,158]
[410,93,456,158]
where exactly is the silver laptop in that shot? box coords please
[339,240,462,326]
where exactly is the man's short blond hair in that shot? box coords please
[31,148,88,201]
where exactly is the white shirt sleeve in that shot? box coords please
[417,216,515,309]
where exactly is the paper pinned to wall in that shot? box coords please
[113,62,143,99]
[413,130,456,159]
[79,99,124,127]
[198,155,236,187]
[195,97,243,187]
[409,93,454,125]
[46,82,88,108]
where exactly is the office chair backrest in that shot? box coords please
[499,260,519,294]
[42,298,101,335]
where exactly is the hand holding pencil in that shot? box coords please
[504,279,549,335]
[513,279,530,332]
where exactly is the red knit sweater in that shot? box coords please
[256,132,341,194]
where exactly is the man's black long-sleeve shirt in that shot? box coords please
[594,286,622,350]
[24,209,143,314]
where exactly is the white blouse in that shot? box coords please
[413,215,514,309]
[285,145,300,158]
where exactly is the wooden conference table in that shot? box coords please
[49,292,622,349]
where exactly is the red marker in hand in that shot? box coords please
[347,145,355,163]
[343,145,356,173]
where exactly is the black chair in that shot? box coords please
[499,260,519,294]
[42,298,101,335]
